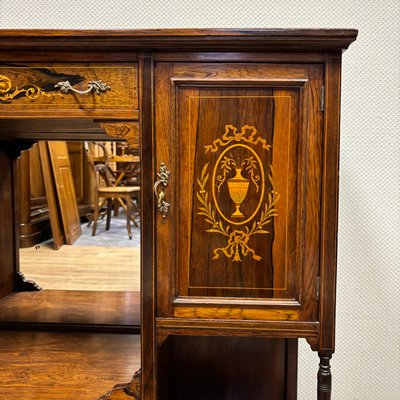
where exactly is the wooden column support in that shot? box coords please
[317,353,332,400]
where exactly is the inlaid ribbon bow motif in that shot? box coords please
[205,124,271,153]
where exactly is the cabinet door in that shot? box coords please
[156,63,323,326]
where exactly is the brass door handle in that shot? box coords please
[154,162,170,219]
[54,80,111,95]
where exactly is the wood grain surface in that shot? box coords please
[0,290,140,327]
[0,330,140,400]
[157,336,297,400]
[156,62,323,328]
[0,29,358,52]
[0,64,138,119]
[0,29,358,399]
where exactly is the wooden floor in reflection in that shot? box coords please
[0,330,140,400]
[20,243,140,291]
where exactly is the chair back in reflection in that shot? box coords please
[84,141,140,239]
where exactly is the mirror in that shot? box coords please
[0,120,143,399]
[0,139,141,331]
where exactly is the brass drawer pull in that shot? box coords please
[154,163,170,219]
[54,80,111,95]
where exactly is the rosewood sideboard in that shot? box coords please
[0,29,357,400]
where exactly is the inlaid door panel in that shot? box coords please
[156,63,323,323]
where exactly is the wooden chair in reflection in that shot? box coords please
[84,141,140,239]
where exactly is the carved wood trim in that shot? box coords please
[98,369,141,400]
[0,29,358,52]
[306,336,319,351]
[14,271,42,292]
[99,121,139,150]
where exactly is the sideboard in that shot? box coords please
[0,28,357,400]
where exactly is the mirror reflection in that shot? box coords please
[3,139,140,329]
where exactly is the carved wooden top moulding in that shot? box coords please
[0,28,358,52]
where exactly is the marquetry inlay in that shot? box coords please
[0,74,60,101]
[197,124,280,262]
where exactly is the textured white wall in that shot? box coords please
[1,1,399,399]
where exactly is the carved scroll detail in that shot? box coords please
[14,272,42,292]
[98,369,141,400]
[99,122,139,150]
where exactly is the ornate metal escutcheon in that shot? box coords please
[154,162,170,219]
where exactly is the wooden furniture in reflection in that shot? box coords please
[17,141,93,248]
[0,29,357,400]
[92,153,141,187]
[47,141,82,245]
[84,142,140,239]
[18,143,52,247]
[38,141,65,249]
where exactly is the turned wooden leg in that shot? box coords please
[92,196,100,236]
[318,353,332,400]
[106,198,112,231]
[126,195,133,240]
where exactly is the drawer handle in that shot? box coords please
[54,80,111,95]
[154,163,170,219]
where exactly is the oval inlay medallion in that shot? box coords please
[212,143,265,226]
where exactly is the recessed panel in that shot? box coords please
[177,87,300,299]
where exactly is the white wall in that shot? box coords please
[1,1,399,399]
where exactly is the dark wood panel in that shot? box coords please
[319,55,342,353]
[0,50,139,63]
[180,88,299,299]
[0,147,15,299]
[156,62,323,328]
[0,330,140,400]
[158,336,297,400]
[154,52,326,62]
[0,290,140,327]
[139,52,157,400]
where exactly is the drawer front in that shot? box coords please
[0,64,138,118]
